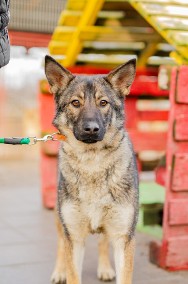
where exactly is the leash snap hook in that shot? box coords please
[29,132,60,145]
[42,134,53,142]
[36,134,53,143]
[28,135,52,145]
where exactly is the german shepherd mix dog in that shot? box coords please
[45,55,139,284]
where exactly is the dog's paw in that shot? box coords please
[97,266,115,282]
[51,270,66,284]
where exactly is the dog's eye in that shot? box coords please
[71,100,80,108]
[100,100,108,107]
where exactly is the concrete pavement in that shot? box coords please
[0,156,188,284]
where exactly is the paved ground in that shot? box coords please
[0,155,188,284]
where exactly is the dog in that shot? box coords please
[45,55,139,284]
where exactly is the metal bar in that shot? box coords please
[62,0,105,67]
[137,42,159,67]
[134,0,188,6]
[128,0,188,63]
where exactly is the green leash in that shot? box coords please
[0,137,30,145]
[0,132,61,146]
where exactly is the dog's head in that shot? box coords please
[45,56,136,145]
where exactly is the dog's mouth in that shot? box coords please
[76,136,104,144]
[82,139,98,144]
[73,130,105,144]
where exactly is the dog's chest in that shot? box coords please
[77,170,112,227]
[60,147,130,233]
[70,164,122,231]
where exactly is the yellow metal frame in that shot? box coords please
[49,0,188,67]
[50,0,105,67]
[128,0,188,65]
[137,42,159,67]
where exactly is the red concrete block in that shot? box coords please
[39,92,56,133]
[125,98,138,129]
[172,153,188,191]
[169,200,188,226]
[150,237,188,271]
[128,130,167,151]
[41,153,57,209]
[41,141,59,157]
[150,241,161,266]
[176,66,188,104]
[131,71,168,97]
[174,115,188,141]
[150,66,188,271]
[166,237,188,269]
[155,166,166,186]
[139,110,169,121]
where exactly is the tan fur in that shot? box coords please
[52,213,116,284]
[98,234,115,281]
[51,213,66,284]
[113,237,135,284]
[63,238,80,284]
[51,136,136,284]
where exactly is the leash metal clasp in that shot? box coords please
[29,132,59,145]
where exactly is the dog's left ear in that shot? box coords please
[45,55,75,94]
[105,58,136,96]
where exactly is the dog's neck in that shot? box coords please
[58,128,132,178]
[59,129,130,176]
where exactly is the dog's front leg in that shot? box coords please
[51,212,66,284]
[98,233,115,281]
[51,211,85,284]
[64,236,85,284]
[59,201,87,284]
[113,236,135,284]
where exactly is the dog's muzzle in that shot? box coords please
[74,121,105,144]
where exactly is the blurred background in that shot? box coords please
[0,0,66,160]
[0,0,188,283]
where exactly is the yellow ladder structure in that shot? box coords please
[49,0,163,68]
[49,0,105,67]
[49,0,188,68]
[128,0,188,65]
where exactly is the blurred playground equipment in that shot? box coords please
[9,0,65,48]
[7,0,188,272]
[48,0,188,66]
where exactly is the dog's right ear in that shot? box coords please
[45,55,75,94]
[105,58,136,97]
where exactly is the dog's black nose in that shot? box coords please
[83,121,99,135]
